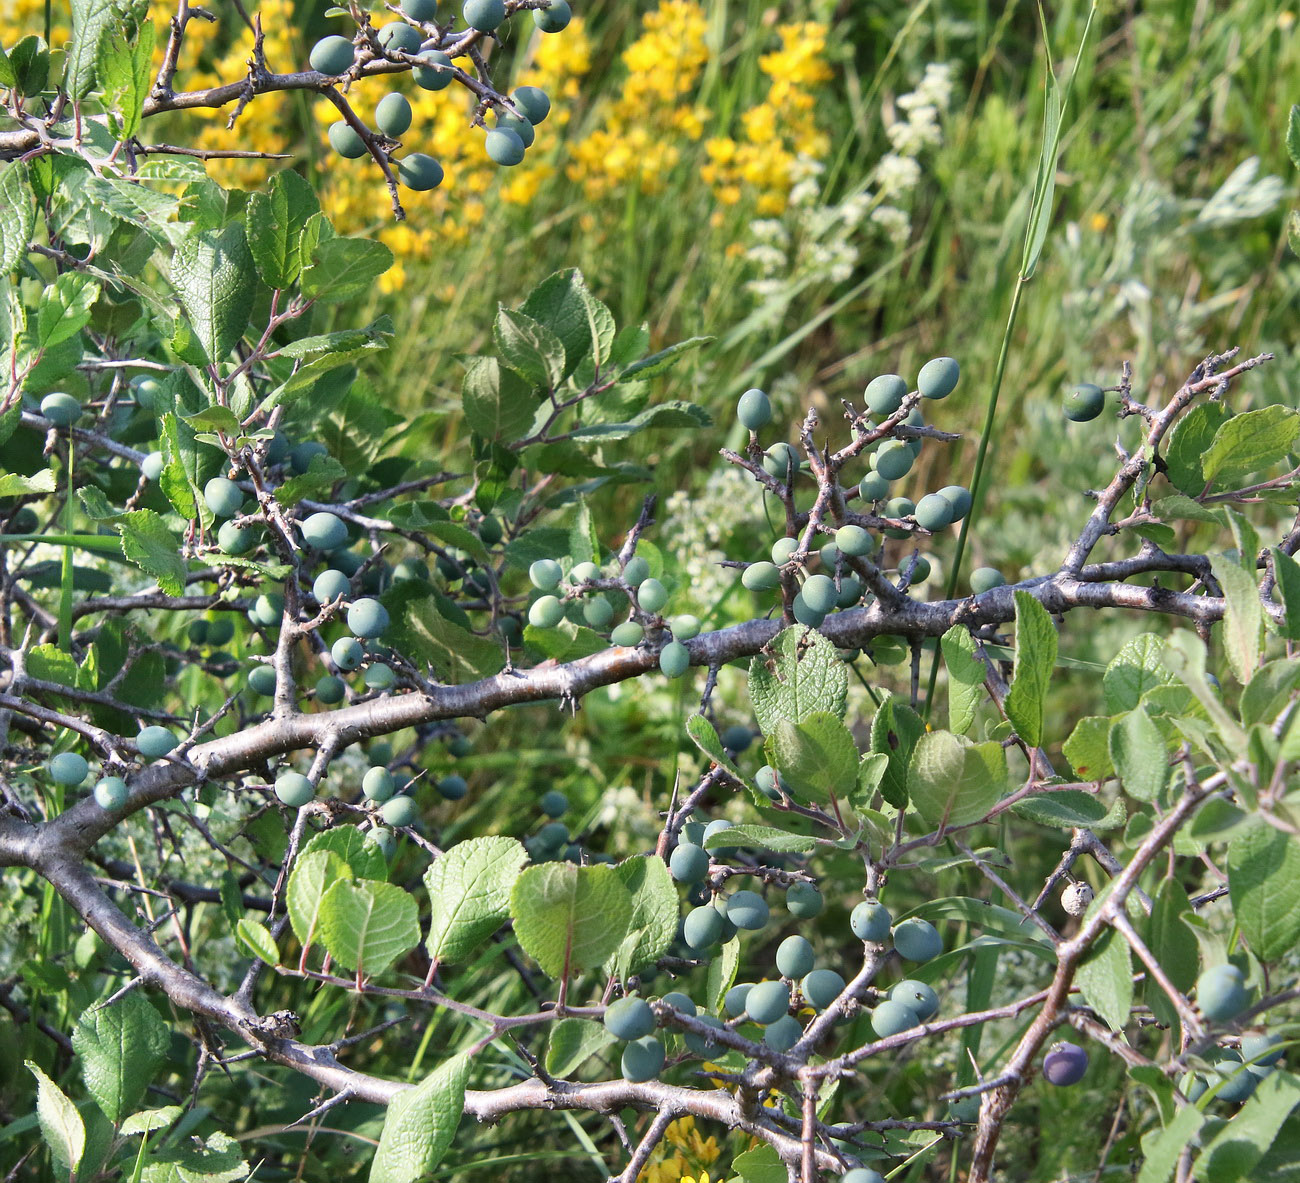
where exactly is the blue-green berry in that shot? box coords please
[375,92,413,137]
[137,726,177,759]
[745,980,790,1025]
[605,996,656,1040]
[533,0,570,31]
[310,35,355,73]
[776,935,815,980]
[413,50,455,90]
[94,776,129,809]
[363,766,396,802]
[800,968,845,1010]
[659,641,689,678]
[50,752,90,786]
[917,356,960,400]
[850,900,892,942]
[638,579,668,613]
[785,882,823,918]
[513,86,551,124]
[892,917,943,962]
[620,1035,665,1082]
[669,842,710,883]
[723,890,769,931]
[864,374,908,416]
[275,773,314,808]
[871,999,921,1037]
[742,561,781,591]
[400,154,444,191]
[485,127,525,165]
[380,795,418,827]
[737,388,772,431]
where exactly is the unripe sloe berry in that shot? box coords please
[363,766,396,802]
[702,819,735,849]
[396,152,444,192]
[770,537,799,565]
[723,890,769,931]
[891,980,939,1021]
[800,968,845,1010]
[737,388,772,430]
[530,558,563,590]
[819,542,841,569]
[301,512,347,551]
[785,882,823,918]
[872,441,914,481]
[684,1013,723,1054]
[659,641,689,679]
[529,595,565,629]
[841,1170,886,1183]
[671,615,702,641]
[248,664,276,696]
[621,1035,664,1082]
[94,776,129,809]
[864,374,908,416]
[1241,1032,1285,1068]
[969,567,1005,594]
[755,764,789,801]
[763,442,800,479]
[577,597,612,630]
[513,86,551,124]
[365,664,397,691]
[569,561,600,584]
[485,127,525,166]
[249,593,284,628]
[310,35,355,74]
[413,50,454,90]
[1064,383,1105,422]
[659,991,696,1018]
[918,356,960,400]
[871,999,920,1037]
[610,620,644,647]
[141,451,165,481]
[669,842,710,883]
[801,574,837,615]
[638,579,668,613]
[683,904,724,950]
[835,525,874,557]
[724,983,753,1017]
[375,93,413,137]
[1197,964,1251,1022]
[275,773,314,808]
[50,752,89,786]
[380,795,418,827]
[745,980,791,1025]
[347,598,389,639]
[850,900,892,942]
[858,471,891,502]
[331,636,364,672]
[948,1097,981,1123]
[463,0,506,30]
[436,774,467,801]
[837,577,864,608]
[314,568,351,604]
[776,935,815,980]
[289,441,328,474]
[137,726,177,759]
[791,594,825,629]
[218,521,253,555]
[315,675,345,705]
[534,0,571,31]
[402,0,438,19]
[365,826,396,858]
[764,1013,802,1052]
[1042,1041,1089,1086]
[1214,1052,1260,1103]
[378,21,423,53]
[204,477,243,519]
[720,724,752,751]
[914,493,954,532]
[540,790,568,818]
[938,484,972,519]
[892,917,943,961]
[622,556,650,587]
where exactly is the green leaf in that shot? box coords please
[1241,658,1300,726]
[545,1019,616,1079]
[617,335,712,381]
[370,1053,467,1183]
[97,19,155,141]
[1020,38,1062,279]
[1109,707,1168,801]
[606,855,677,979]
[287,850,353,952]
[706,936,741,1014]
[276,319,394,361]
[120,1106,183,1136]
[116,510,186,596]
[1144,879,1198,1034]
[0,42,13,88]
[732,1143,786,1183]
[386,590,505,683]
[494,305,565,389]
[67,0,118,99]
[1103,633,1173,713]
[1228,819,1300,962]
[519,268,613,380]
[1165,401,1231,496]
[172,223,256,365]
[1198,1070,1300,1182]
[37,272,98,349]
[1212,554,1263,684]
[262,351,370,415]
[9,35,50,97]
[234,917,278,965]
[1076,927,1133,1032]
[300,235,393,303]
[141,1131,248,1183]
[183,405,242,436]
[1202,405,1300,485]
[749,625,848,734]
[244,170,320,290]
[1271,549,1300,641]
[1011,789,1109,829]
[318,879,420,979]
[868,692,925,809]
[157,412,199,520]
[566,401,711,441]
[907,730,1006,829]
[423,837,527,964]
[1149,494,1222,525]
[1004,590,1056,747]
[703,824,817,854]
[299,825,387,880]
[27,1060,85,1174]
[462,354,537,443]
[523,619,607,662]
[273,454,346,506]
[71,992,169,1125]
[1135,1103,1205,1183]
[1289,104,1300,170]
[0,469,56,497]
[768,711,859,803]
[0,163,35,275]
[509,862,633,979]
[941,625,985,735]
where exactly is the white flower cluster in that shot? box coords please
[662,464,762,607]
[740,63,954,301]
